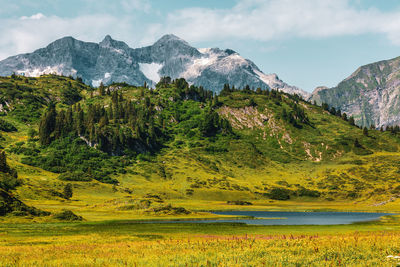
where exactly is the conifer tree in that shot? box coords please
[363,127,368,136]
[99,82,105,96]
[0,150,10,173]
[349,116,355,126]
[63,183,73,200]
[39,103,57,145]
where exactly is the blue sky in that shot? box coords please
[1,0,400,92]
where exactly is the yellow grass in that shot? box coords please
[1,230,400,266]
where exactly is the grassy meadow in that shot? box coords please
[2,75,400,265]
[1,217,400,266]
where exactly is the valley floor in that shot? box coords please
[1,215,400,266]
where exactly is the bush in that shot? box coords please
[20,136,121,184]
[297,187,321,198]
[0,173,21,191]
[0,189,50,216]
[267,187,292,200]
[227,200,253,205]
[146,204,191,215]
[52,209,83,221]
[58,171,92,182]
[63,183,73,200]
[0,119,17,132]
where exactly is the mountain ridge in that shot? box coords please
[0,34,310,98]
[310,56,400,128]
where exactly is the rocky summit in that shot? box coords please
[0,34,309,98]
[310,56,400,128]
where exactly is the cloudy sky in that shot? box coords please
[1,0,400,92]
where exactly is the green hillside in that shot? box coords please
[1,74,400,221]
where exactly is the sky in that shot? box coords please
[1,0,400,92]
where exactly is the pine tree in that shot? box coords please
[99,82,105,96]
[39,103,57,145]
[63,183,73,200]
[354,138,362,148]
[0,150,10,173]
[75,109,85,135]
[363,127,368,136]
[349,116,355,126]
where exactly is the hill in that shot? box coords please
[1,74,400,220]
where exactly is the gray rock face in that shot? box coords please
[0,34,309,98]
[310,56,400,128]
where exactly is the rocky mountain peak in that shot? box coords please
[310,56,400,127]
[154,34,188,46]
[45,36,78,49]
[312,86,329,94]
[0,34,309,98]
[99,35,129,51]
[99,35,114,46]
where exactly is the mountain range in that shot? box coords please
[0,34,309,98]
[3,34,400,127]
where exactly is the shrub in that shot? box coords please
[227,200,253,205]
[146,204,191,215]
[0,119,17,132]
[267,187,292,200]
[63,184,73,200]
[58,171,92,182]
[297,187,321,198]
[52,209,83,221]
[0,173,21,191]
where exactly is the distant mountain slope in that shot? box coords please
[310,56,400,128]
[0,34,309,98]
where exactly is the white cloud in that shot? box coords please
[0,14,138,60]
[0,0,153,60]
[20,13,45,20]
[149,0,400,45]
[2,0,400,61]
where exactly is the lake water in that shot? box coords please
[148,211,393,225]
[206,211,394,225]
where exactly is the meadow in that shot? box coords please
[2,75,400,266]
[1,216,400,266]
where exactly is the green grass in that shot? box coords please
[2,74,400,266]
[1,217,400,266]
[1,74,400,221]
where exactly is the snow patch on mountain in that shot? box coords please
[254,70,278,86]
[111,48,124,55]
[16,65,64,77]
[139,63,163,83]
[254,69,310,99]
[213,54,248,75]
[181,48,219,79]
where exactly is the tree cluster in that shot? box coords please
[281,102,310,128]
[39,91,164,155]
[0,151,20,191]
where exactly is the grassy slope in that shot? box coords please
[1,75,400,221]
